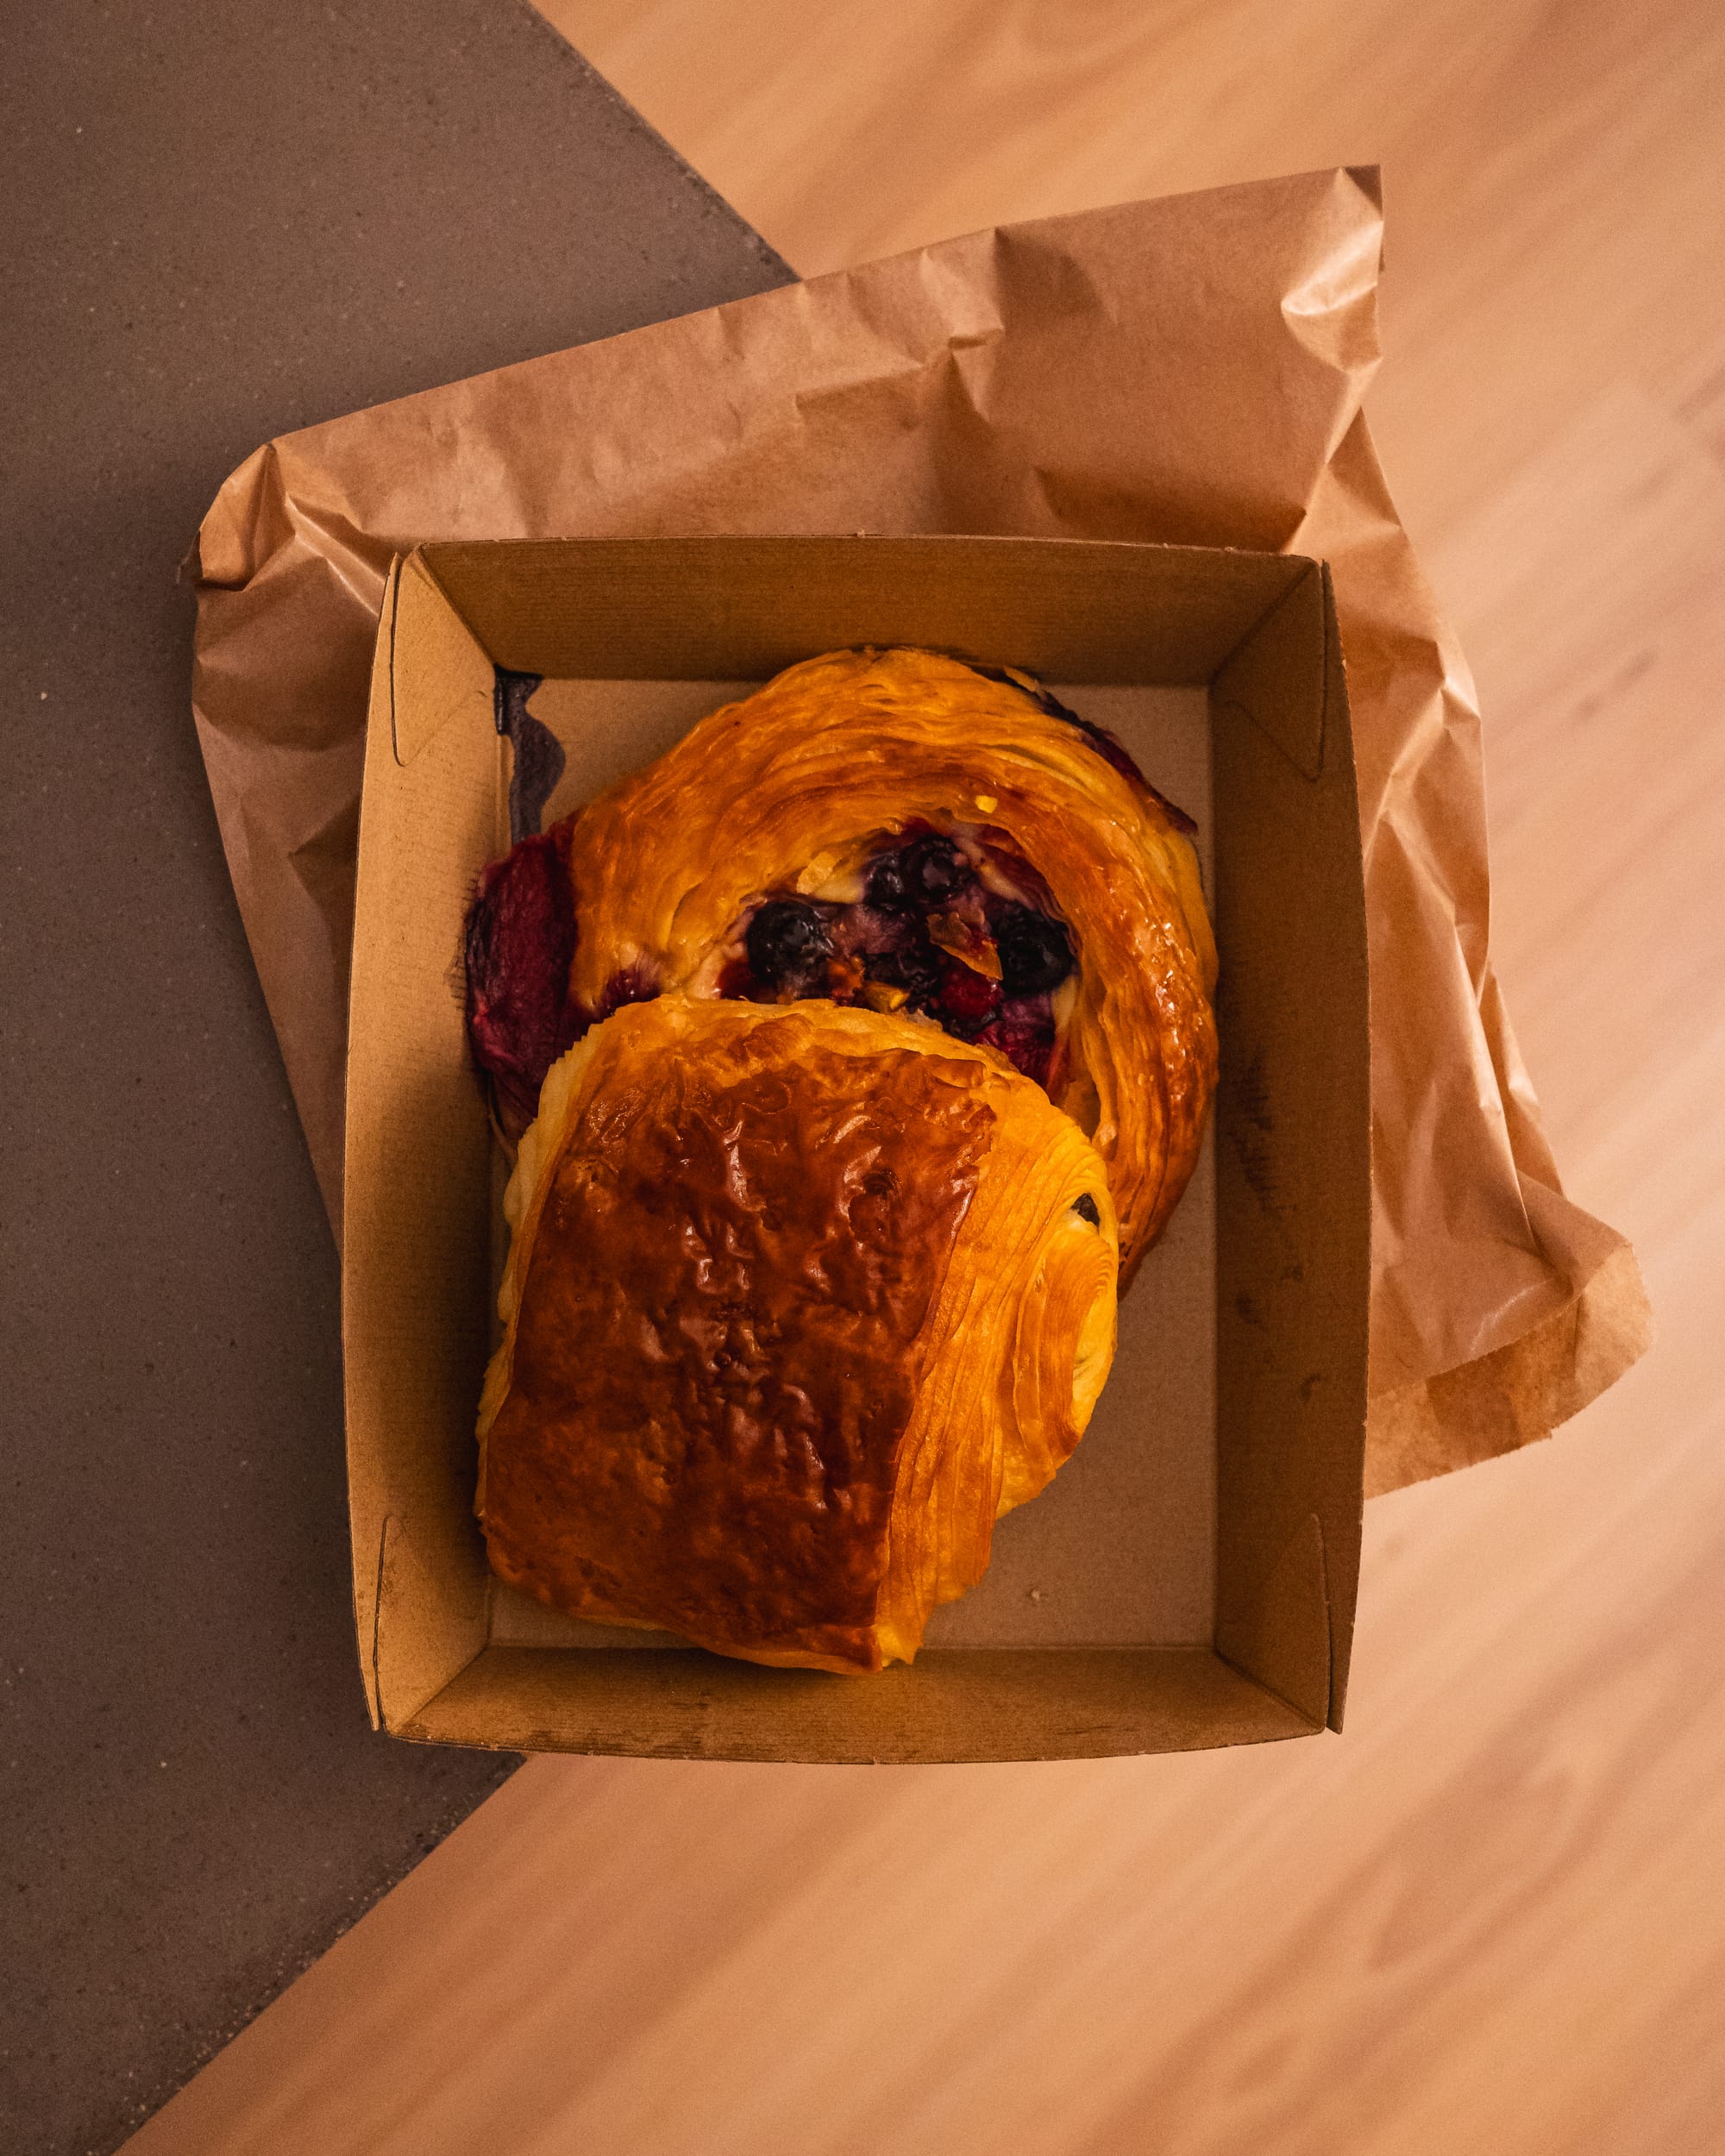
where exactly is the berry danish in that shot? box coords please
[466,646,1216,1279]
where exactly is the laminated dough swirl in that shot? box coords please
[465,646,1217,1279]
[477,997,1120,1674]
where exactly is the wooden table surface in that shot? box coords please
[127,5,1725,2150]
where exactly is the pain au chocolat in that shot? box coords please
[476,997,1120,1674]
[465,645,1217,1281]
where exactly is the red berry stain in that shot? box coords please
[463,829,580,1140]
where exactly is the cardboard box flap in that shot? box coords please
[344,561,499,1724]
[1213,560,1332,783]
[1217,1513,1334,1729]
[418,534,1314,685]
[400,1646,1321,1766]
[387,552,499,769]
[1212,566,1368,1729]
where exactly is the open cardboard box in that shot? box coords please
[343,535,1369,1764]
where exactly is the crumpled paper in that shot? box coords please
[189,166,1648,1497]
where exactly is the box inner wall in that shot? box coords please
[484,677,1216,1654]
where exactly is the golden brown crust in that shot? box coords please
[555,648,1216,1276]
[485,1020,993,1668]
[478,998,1119,1672]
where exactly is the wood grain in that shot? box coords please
[125,5,1725,2151]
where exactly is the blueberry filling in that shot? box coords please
[866,941,944,1006]
[728,833,1072,1087]
[994,902,1073,995]
[866,833,973,911]
[746,898,831,991]
[1072,1193,1101,1226]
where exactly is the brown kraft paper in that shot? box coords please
[187,166,1648,1498]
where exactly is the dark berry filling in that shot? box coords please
[727,831,1075,1087]
[462,830,580,1139]
[463,822,1082,1134]
[934,956,1001,1030]
[746,898,831,994]
[464,848,668,1140]
[994,903,1073,996]
[974,999,1057,1087]
[865,940,944,1006]
[866,833,973,911]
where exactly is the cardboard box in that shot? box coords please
[343,535,1369,1764]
